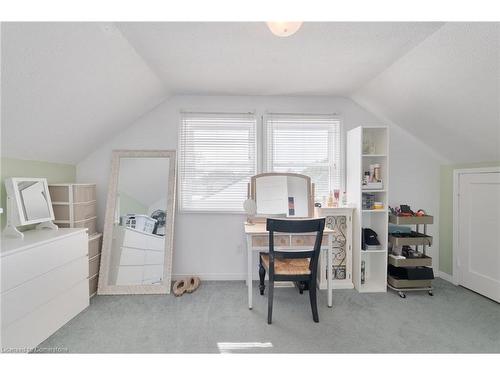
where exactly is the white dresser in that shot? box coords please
[112,226,164,286]
[1,228,89,351]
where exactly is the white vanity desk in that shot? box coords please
[245,222,335,309]
[244,172,354,310]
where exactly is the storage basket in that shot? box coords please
[123,214,157,234]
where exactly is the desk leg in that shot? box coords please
[327,233,333,308]
[246,235,253,310]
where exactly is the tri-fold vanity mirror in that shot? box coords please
[98,150,177,295]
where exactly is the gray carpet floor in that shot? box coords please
[38,278,500,353]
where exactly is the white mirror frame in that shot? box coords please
[4,177,58,238]
[97,150,177,295]
[248,172,315,222]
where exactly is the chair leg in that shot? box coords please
[267,279,274,324]
[309,282,319,323]
[259,263,266,295]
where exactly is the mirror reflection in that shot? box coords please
[17,180,52,221]
[108,157,170,286]
[254,174,310,218]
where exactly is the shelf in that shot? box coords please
[362,209,387,213]
[362,154,386,157]
[388,275,432,289]
[388,254,432,267]
[358,285,387,293]
[389,214,433,225]
[389,232,432,247]
[362,249,387,254]
[362,189,386,192]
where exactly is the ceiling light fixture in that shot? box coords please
[266,22,303,37]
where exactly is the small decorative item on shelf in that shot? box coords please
[333,189,340,207]
[362,193,375,209]
[373,201,384,210]
[327,191,335,208]
[341,191,347,206]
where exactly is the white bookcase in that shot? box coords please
[347,126,389,293]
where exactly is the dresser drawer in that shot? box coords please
[1,279,89,350]
[73,185,96,203]
[119,247,146,266]
[88,233,102,258]
[1,231,88,293]
[52,201,97,221]
[252,235,290,247]
[89,254,101,277]
[58,217,97,235]
[1,256,88,328]
[123,228,150,249]
[147,235,165,251]
[145,250,164,265]
[143,265,163,281]
[291,235,329,247]
[89,274,98,297]
[116,266,143,285]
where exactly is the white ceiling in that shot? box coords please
[2,22,498,165]
[1,22,167,164]
[116,22,443,96]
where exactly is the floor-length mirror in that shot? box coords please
[98,150,176,294]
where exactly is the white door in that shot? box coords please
[457,171,500,302]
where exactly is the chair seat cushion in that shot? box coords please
[260,254,311,275]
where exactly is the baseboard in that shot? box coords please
[438,271,455,284]
[172,273,246,281]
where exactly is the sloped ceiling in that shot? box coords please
[116,22,442,96]
[1,22,167,164]
[2,22,498,165]
[352,22,500,163]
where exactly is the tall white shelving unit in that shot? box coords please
[347,126,389,293]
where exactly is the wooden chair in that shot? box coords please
[259,218,326,324]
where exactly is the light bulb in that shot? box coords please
[266,22,303,37]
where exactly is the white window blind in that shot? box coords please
[265,113,342,200]
[179,112,257,212]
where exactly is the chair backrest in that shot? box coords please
[266,218,326,274]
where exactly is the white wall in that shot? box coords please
[77,95,442,279]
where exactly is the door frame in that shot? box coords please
[452,166,500,285]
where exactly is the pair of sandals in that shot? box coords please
[172,276,200,296]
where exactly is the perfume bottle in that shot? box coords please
[327,191,335,208]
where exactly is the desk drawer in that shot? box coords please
[252,235,290,247]
[291,235,329,247]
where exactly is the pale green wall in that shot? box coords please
[439,161,500,275]
[118,191,147,217]
[0,157,76,230]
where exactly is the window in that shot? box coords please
[179,112,257,212]
[265,113,342,200]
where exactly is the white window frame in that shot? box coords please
[178,111,257,213]
[263,113,344,200]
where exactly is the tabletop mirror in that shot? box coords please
[248,173,314,222]
[4,177,58,238]
[98,150,176,295]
